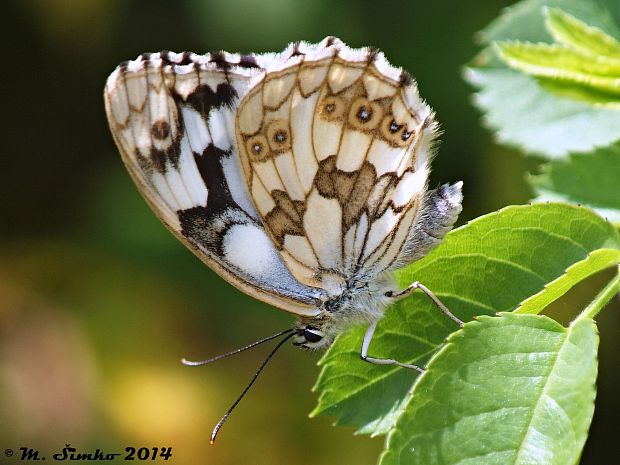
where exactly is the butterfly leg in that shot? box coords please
[386,281,464,327]
[360,320,425,373]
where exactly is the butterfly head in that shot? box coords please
[293,321,334,350]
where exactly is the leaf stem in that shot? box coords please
[573,269,620,323]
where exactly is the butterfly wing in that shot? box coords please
[104,51,324,316]
[235,38,438,294]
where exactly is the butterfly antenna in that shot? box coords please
[210,330,297,444]
[181,328,294,366]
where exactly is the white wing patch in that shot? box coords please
[234,39,438,295]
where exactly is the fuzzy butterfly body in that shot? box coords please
[105,37,462,349]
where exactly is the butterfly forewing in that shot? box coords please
[235,40,438,295]
[104,50,325,316]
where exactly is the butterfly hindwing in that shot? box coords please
[104,50,325,316]
[235,39,439,294]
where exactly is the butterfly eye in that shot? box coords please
[348,97,382,130]
[303,327,323,344]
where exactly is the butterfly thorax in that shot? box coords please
[293,271,395,349]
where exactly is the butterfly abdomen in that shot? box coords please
[396,182,463,267]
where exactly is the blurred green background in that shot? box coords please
[1,1,618,464]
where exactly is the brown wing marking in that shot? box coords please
[235,43,437,291]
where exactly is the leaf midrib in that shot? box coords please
[512,326,573,465]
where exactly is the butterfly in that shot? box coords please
[104,36,463,440]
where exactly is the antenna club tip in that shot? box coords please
[210,439,215,445]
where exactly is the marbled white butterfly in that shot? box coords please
[104,37,463,440]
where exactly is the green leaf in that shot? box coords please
[466,0,620,157]
[380,313,599,465]
[530,144,620,225]
[312,204,619,435]
[479,0,620,46]
[497,41,620,78]
[309,303,429,436]
[465,67,620,157]
[536,76,620,106]
[515,248,620,314]
[494,8,620,107]
[496,42,620,96]
[546,7,620,57]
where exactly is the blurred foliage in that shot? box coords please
[530,145,620,225]
[1,1,618,465]
[495,8,620,106]
[466,0,620,158]
[481,3,620,223]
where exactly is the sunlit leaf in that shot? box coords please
[546,7,620,57]
[466,0,620,157]
[516,248,620,314]
[536,76,620,106]
[497,40,620,77]
[380,313,599,465]
[494,8,620,108]
[465,67,620,157]
[479,0,620,45]
[530,144,620,225]
[312,204,619,435]
[496,42,620,95]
